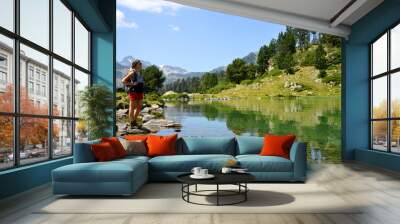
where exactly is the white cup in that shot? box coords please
[221,167,232,174]
[191,167,202,176]
[200,169,208,176]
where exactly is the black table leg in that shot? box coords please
[216,184,219,206]
[187,184,190,202]
[180,182,250,206]
[181,184,183,199]
[245,183,247,201]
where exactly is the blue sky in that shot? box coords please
[117,0,285,72]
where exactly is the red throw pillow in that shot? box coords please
[91,142,117,162]
[146,134,177,157]
[101,137,126,158]
[260,134,296,159]
[124,135,148,141]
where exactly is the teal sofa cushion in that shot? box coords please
[289,142,307,181]
[116,155,150,163]
[52,157,148,195]
[236,155,293,172]
[236,136,264,155]
[53,159,146,183]
[73,140,100,163]
[53,163,132,182]
[177,137,236,155]
[149,154,235,172]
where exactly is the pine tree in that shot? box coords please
[142,65,166,93]
[200,73,218,92]
[256,45,269,74]
[319,33,341,47]
[275,29,296,73]
[226,58,249,84]
[246,63,257,79]
[293,28,310,50]
[315,44,328,78]
[269,38,277,55]
[315,44,327,70]
[281,53,296,74]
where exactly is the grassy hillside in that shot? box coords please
[204,44,341,98]
[213,66,340,98]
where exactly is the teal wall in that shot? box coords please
[66,0,111,32]
[344,0,400,171]
[355,149,400,172]
[92,31,116,135]
[0,158,72,199]
[70,0,116,134]
[0,0,116,200]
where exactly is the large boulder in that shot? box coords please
[152,108,164,114]
[141,107,151,114]
[151,104,160,109]
[119,126,151,135]
[142,114,155,123]
[142,119,182,132]
[162,91,177,96]
[116,109,128,117]
[284,81,304,92]
[126,128,149,135]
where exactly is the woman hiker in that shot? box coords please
[122,59,145,129]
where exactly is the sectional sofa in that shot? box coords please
[52,136,307,196]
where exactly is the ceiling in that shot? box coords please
[166,0,384,38]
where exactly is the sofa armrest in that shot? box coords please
[289,142,307,181]
[73,140,100,163]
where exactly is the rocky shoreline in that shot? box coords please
[116,104,181,136]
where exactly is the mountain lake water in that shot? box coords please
[157,96,341,163]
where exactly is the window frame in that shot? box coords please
[0,0,92,171]
[370,21,400,154]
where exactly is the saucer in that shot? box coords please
[190,174,215,179]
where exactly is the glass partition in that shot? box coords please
[20,0,49,49]
[53,0,72,60]
[0,0,14,32]
[370,24,400,154]
[0,0,91,170]
[74,18,89,70]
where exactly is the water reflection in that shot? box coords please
[310,147,323,163]
[159,97,341,163]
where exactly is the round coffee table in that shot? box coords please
[177,173,255,206]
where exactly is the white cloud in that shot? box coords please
[117,0,183,14]
[169,25,181,32]
[116,9,138,28]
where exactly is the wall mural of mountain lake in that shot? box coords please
[116,29,343,164]
[157,97,341,163]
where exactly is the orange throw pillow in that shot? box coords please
[146,134,178,157]
[91,142,117,162]
[124,135,148,141]
[101,137,126,158]
[260,134,296,159]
